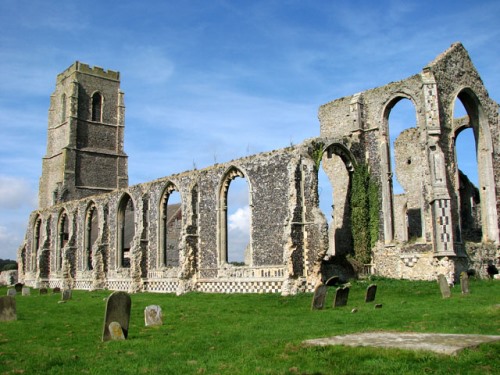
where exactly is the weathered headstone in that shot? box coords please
[14,283,23,293]
[460,272,470,295]
[7,288,16,296]
[102,291,131,341]
[325,276,340,287]
[438,274,451,298]
[108,321,125,340]
[311,284,328,310]
[62,289,72,301]
[0,296,17,321]
[365,284,377,303]
[22,287,30,296]
[53,287,61,294]
[39,288,48,295]
[144,305,163,326]
[333,286,350,308]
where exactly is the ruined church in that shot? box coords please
[18,43,500,294]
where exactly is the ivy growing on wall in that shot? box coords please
[309,141,325,171]
[350,163,380,264]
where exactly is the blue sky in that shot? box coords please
[0,0,499,260]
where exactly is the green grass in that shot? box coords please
[1,278,499,374]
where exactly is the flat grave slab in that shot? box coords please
[303,332,500,355]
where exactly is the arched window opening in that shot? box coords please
[159,186,182,267]
[61,93,67,124]
[91,92,102,122]
[117,194,135,268]
[85,204,99,271]
[386,97,422,241]
[32,216,42,271]
[57,212,69,271]
[219,168,251,266]
[319,145,353,258]
[454,97,481,242]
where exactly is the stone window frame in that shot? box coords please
[158,182,182,268]
[56,209,69,271]
[451,87,498,244]
[32,214,42,272]
[84,202,98,271]
[91,91,103,122]
[116,193,135,269]
[60,93,67,124]
[380,93,420,244]
[217,166,253,266]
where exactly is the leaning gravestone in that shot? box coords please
[62,289,72,301]
[108,321,126,340]
[311,284,328,310]
[39,288,48,295]
[102,291,131,341]
[144,305,163,326]
[325,276,340,287]
[438,274,451,298]
[14,283,23,293]
[22,287,30,296]
[333,286,350,308]
[460,272,470,295]
[365,284,377,303]
[0,296,17,321]
[7,289,16,296]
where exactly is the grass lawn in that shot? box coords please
[0,278,499,374]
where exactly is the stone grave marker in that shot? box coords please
[102,291,131,341]
[325,276,340,287]
[108,321,125,340]
[144,305,163,326]
[62,289,72,301]
[53,287,61,294]
[333,286,350,308]
[7,288,16,296]
[438,274,451,298]
[39,288,48,295]
[0,296,17,321]
[365,284,377,303]
[460,272,470,295]
[22,287,30,296]
[14,283,23,293]
[311,284,328,310]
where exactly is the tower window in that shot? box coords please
[91,92,103,122]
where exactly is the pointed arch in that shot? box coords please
[158,182,182,267]
[32,214,42,271]
[452,88,498,243]
[218,166,252,265]
[91,92,103,122]
[84,202,98,271]
[117,193,135,268]
[56,209,69,271]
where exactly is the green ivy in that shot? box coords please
[310,141,325,171]
[350,163,380,264]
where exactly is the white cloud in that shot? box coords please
[0,225,22,260]
[0,176,37,210]
[228,205,250,233]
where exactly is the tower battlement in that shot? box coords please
[57,61,120,82]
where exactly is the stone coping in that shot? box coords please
[303,331,500,355]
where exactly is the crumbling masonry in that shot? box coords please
[18,43,500,294]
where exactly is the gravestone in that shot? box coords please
[311,284,328,310]
[325,276,340,287]
[62,289,72,301]
[108,321,125,340]
[39,288,48,295]
[460,272,470,295]
[14,283,23,293]
[438,274,451,298]
[144,305,163,326]
[22,287,30,296]
[0,296,17,321]
[102,291,131,341]
[7,288,16,296]
[333,286,350,308]
[365,284,377,303]
[53,287,61,294]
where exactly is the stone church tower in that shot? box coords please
[38,62,128,209]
